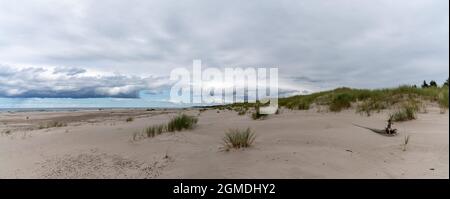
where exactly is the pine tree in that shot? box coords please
[421,80,429,88]
[429,80,438,87]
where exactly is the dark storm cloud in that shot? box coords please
[0,65,172,98]
[0,0,448,98]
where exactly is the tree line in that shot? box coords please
[418,78,448,88]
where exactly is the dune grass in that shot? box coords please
[211,85,448,116]
[201,85,449,120]
[223,128,255,150]
[132,114,198,141]
[438,88,449,110]
[1,129,12,135]
[167,114,198,132]
[237,109,247,115]
[251,112,265,120]
[251,109,267,120]
[329,93,353,112]
[402,135,410,151]
[279,86,449,114]
[215,86,449,115]
[390,102,419,122]
[38,121,67,129]
[251,103,268,120]
[126,117,134,122]
[144,124,165,138]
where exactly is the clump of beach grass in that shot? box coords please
[251,103,268,120]
[144,124,166,138]
[131,114,199,141]
[251,111,267,120]
[223,128,255,150]
[167,114,198,132]
[1,129,12,135]
[126,117,134,122]
[402,135,410,151]
[38,121,67,129]
[390,102,419,122]
[238,109,247,115]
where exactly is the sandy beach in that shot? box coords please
[0,106,448,179]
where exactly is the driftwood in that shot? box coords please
[385,116,398,135]
[353,116,398,137]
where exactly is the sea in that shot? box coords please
[0,90,192,112]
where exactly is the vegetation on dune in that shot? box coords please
[237,109,247,115]
[167,114,198,132]
[279,83,449,115]
[132,114,198,141]
[402,135,411,151]
[223,128,255,150]
[251,103,268,120]
[206,80,448,118]
[1,129,12,135]
[438,88,449,110]
[329,93,353,112]
[126,117,134,122]
[38,121,67,129]
[390,102,419,122]
[144,124,165,138]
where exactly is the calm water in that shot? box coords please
[0,90,191,111]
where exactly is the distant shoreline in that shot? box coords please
[0,107,188,113]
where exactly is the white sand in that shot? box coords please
[0,107,448,179]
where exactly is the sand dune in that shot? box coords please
[0,107,448,179]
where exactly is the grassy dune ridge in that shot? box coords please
[281,86,449,114]
[217,85,449,116]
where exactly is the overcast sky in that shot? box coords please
[0,0,448,98]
